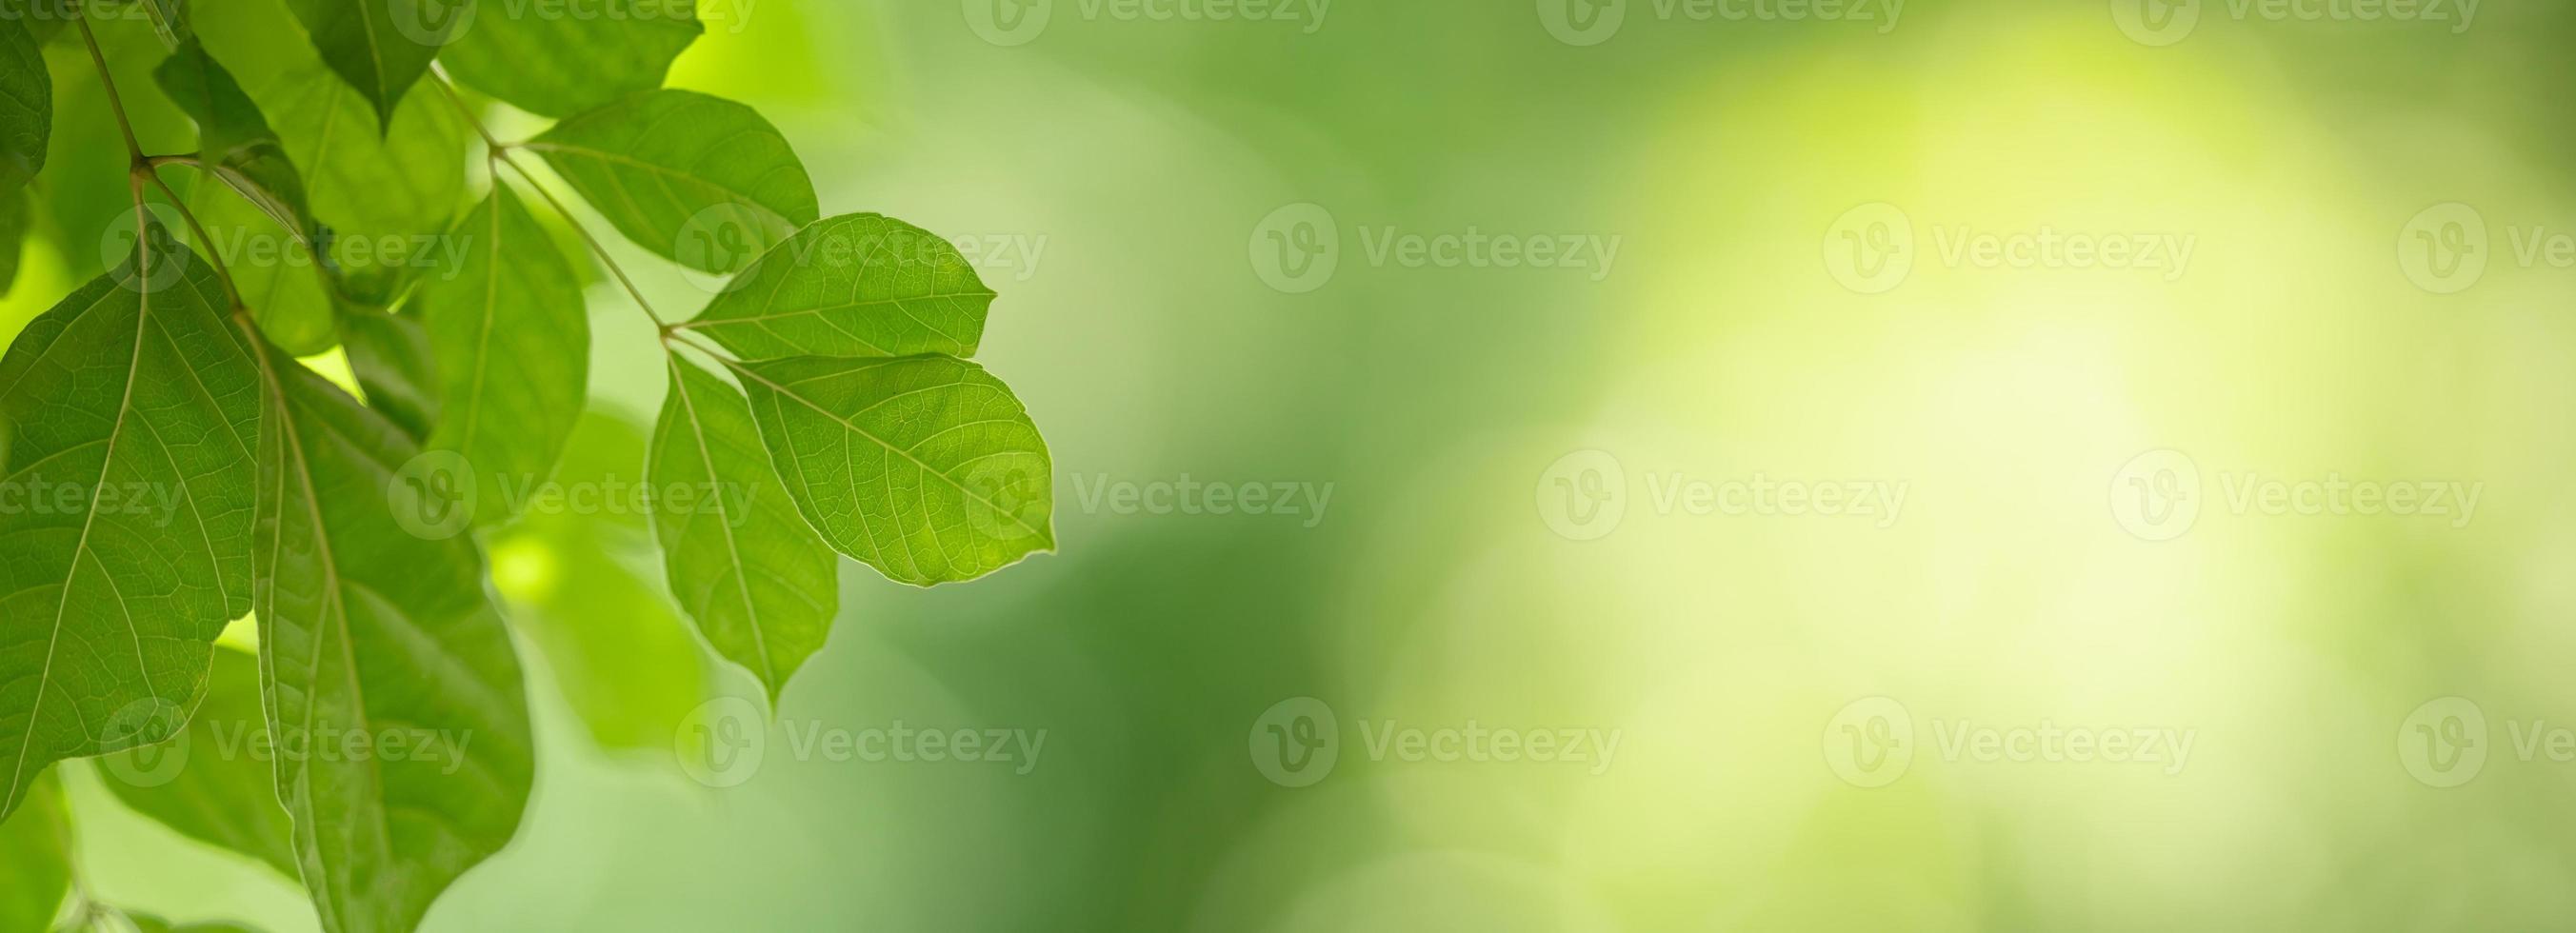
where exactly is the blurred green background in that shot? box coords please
[13,0,2576,929]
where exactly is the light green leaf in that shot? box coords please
[0,770,68,933]
[494,410,714,751]
[96,647,298,879]
[256,61,469,307]
[282,0,462,131]
[0,12,45,198]
[442,0,700,118]
[650,356,836,700]
[416,186,589,530]
[250,340,533,933]
[675,214,993,361]
[184,180,338,357]
[0,231,261,822]
[730,354,1053,587]
[334,308,437,444]
[528,89,818,274]
[155,38,315,243]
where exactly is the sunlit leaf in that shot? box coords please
[528,89,817,274]
[416,186,588,529]
[250,337,533,933]
[731,354,1052,587]
[650,356,836,700]
[0,230,260,822]
[443,0,700,118]
[676,213,992,361]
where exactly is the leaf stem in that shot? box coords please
[76,12,246,312]
[426,69,671,330]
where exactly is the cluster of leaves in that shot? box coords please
[0,1,1056,930]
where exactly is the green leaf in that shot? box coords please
[729,354,1053,587]
[442,0,700,118]
[33,17,193,282]
[249,339,533,933]
[256,61,470,307]
[493,410,714,751]
[154,38,315,242]
[282,0,464,131]
[0,186,27,297]
[96,647,298,879]
[675,214,993,361]
[0,231,262,822]
[334,307,437,444]
[0,12,45,199]
[650,356,836,700]
[0,771,68,933]
[414,186,589,530]
[184,180,338,358]
[528,89,818,275]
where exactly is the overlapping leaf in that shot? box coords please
[651,357,836,700]
[415,186,589,529]
[0,12,46,198]
[250,343,533,933]
[0,232,260,822]
[528,89,818,274]
[98,646,299,878]
[335,307,438,444]
[730,354,1052,587]
[443,0,701,118]
[283,0,462,131]
[155,38,315,244]
[255,60,469,307]
[676,213,993,361]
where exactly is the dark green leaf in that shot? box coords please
[335,307,437,444]
[249,337,533,933]
[676,214,993,361]
[0,12,45,198]
[96,647,298,878]
[0,231,261,822]
[442,0,699,118]
[282,0,466,131]
[650,356,836,700]
[528,89,817,275]
[0,186,26,296]
[730,354,1053,587]
[416,186,588,530]
[0,770,68,933]
[154,38,314,241]
[257,61,469,306]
